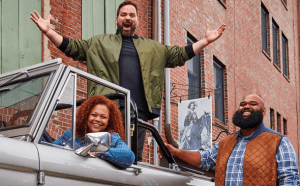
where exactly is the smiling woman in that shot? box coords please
[53,95,135,168]
[87,104,109,133]
[76,95,125,140]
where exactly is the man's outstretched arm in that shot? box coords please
[30,10,63,47]
[192,23,226,54]
[165,143,201,167]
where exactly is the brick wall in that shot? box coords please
[208,0,295,165]
[161,0,300,168]
[43,0,86,71]
[0,107,34,127]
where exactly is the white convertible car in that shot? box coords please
[0,58,214,186]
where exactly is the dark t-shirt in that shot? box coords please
[118,35,149,120]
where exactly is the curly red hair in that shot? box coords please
[76,95,125,141]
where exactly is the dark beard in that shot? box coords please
[117,21,136,36]
[232,109,263,129]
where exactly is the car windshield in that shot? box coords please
[0,74,50,130]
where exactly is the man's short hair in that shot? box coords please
[117,1,138,17]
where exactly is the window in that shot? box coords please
[214,60,225,123]
[277,113,281,133]
[82,0,125,39]
[41,74,76,148]
[283,118,287,135]
[0,74,50,131]
[282,33,289,77]
[272,20,280,67]
[187,36,201,100]
[261,4,270,55]
[270,108,275,129]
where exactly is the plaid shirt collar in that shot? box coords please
[236,122,266,141]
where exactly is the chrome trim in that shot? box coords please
[72,73,77,150]
[0,59,63,138]
[0,58,61,81]
[38,171,45,185]
[33,64,71,143]
[0,70,30,88]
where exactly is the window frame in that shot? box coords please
[277,113,281,133]
[270,108,275,129]
[187,36,201,100]
[213,59,225,124]
[261,3,270,57]
[282,33,289,78]
[217,0,226,9]
[39,73,76,149]
[281,0,288,10]
[272,20,280,68]
[283,118,287,135]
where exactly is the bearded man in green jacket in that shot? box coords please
[30,1,226,161]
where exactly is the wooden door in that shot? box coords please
[0,0,41,74]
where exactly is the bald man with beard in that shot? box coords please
[165,94,300,185]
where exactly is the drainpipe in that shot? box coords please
[157,0,161,45]
[164,0,178,148]
[157,0,162,136]
[152,0,160,166]
[153,118,159,165]
[152,0,158,41]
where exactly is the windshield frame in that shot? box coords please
[0,73,54,131]
[0,58,63,139]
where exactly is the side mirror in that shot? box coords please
[75,132,111,157]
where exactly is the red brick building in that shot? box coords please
[14,0,299,170]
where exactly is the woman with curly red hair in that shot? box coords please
[54,95,135,168]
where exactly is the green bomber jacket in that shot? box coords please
[59,32,194,116]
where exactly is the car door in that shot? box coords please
[36,142,215,186]
[0,137,39,186]
[33,72,137,185]
[0,61,62,186]
[35,142,140,186]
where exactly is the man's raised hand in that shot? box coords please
[205,23,226,44]
[30,10,63,47]
[30,10,51,35]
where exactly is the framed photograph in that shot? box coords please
[178,97,212,150]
